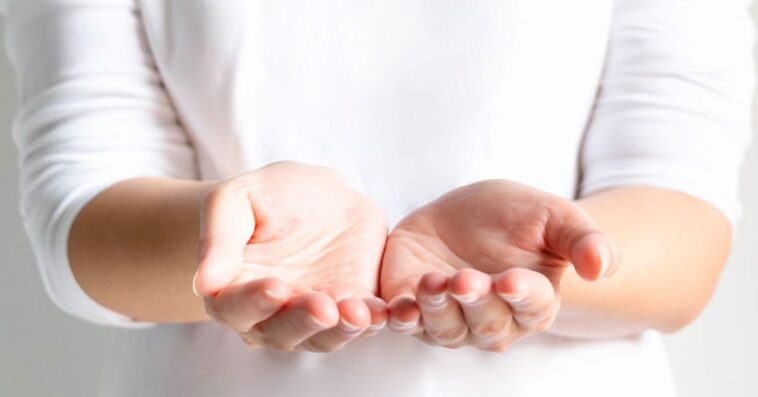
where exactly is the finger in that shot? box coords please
[319,286,386,338]
[448,269,513,346]
[494,268,559,333]
[544,202,620,281]
[379,230,454,305]
[299,298,371,352]
[360,296,389,338]
[387,294,423,335]
[381,262,423,336]
[416,272,468,346]
[208,277,291,332]
[249,292,340,351]
[194,184,256,296]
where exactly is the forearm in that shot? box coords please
[551,186,732,338]
[68,177,217,323]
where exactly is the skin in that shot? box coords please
[69,163,731,353]
[380,183,731,350]
[555,186,731,338]
[193,161,390,351]
[380,180,621,351]
[72,161,389,352]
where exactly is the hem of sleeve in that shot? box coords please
[580,158,742,227]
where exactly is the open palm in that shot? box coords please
[380,180,619,351]
[194,161,388,352]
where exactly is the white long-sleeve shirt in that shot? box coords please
[3,0,754,396]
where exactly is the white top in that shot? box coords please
[3,0,754,396]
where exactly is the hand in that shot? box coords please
[193,161,388,352]
[380,180,620,351]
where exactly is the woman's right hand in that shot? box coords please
[192,161,389,352]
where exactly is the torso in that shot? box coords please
[106,1,677,395]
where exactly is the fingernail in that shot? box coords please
[339,318,363,334]
[192,270,200,297]
[308,315,330,330]
[450,291,480,305]
[390,317,418,331]
[388,294,416,308]
[599,245,610,279]
[368,320,387,332]
[420,293,447,309]
[498,292,528,307]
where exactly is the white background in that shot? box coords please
[1,9,757,396]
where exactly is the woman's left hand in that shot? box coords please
[380,180,620,351]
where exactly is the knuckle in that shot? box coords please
[440,341,466,349]
[301,339,339,353]
[429,327,468,345]
[208,297,223,316]
[208,297,234,325]
[239,330,264,348]
[206,298,229,324]
[470,318,512,339]
[518,311,553,326]
[421,331,464,349]
[482,340,513,353]
[264,340,295,352]
[533,317,555,333]
[245,324,292,351]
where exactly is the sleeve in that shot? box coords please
[580,0,755,225]
[4,0,199,327]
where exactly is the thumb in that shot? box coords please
[193,185,256,297]
[544,203,620,281]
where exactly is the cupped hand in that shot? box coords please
[380,180,620,352]
[193,161,389,352]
